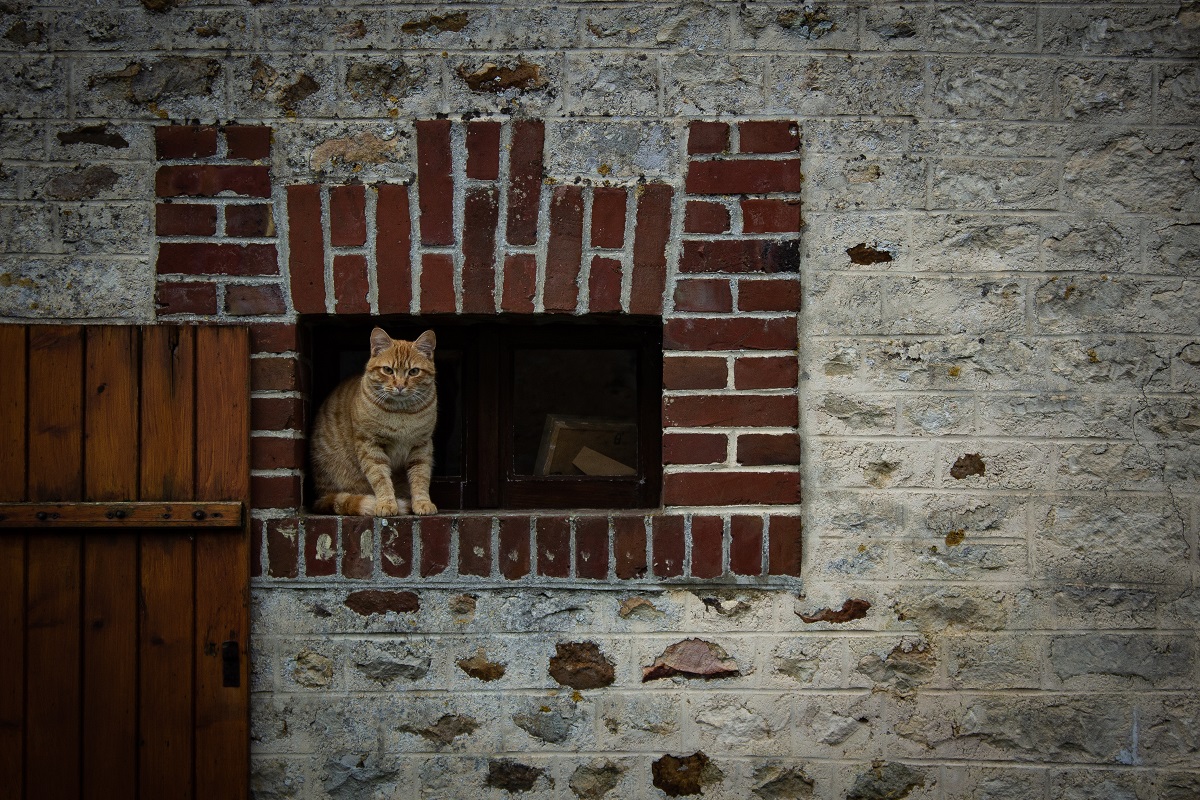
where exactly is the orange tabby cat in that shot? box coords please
[310,328,438,516]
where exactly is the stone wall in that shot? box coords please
[2,1,1199,798]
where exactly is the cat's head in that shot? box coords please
[364,328,436,403]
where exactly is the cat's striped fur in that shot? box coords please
[310,328,438,516]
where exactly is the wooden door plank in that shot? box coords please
[28,325,84,501]
[85,326,139,501]
[140,326,195,502]
[26,533,82,800]
[194,326,251,800]
[0,327,25,800]
[82,327,142,800]
[140,326,197,800]
[0,325,26,502]
[140,532,194,800]
[0,533,23,799]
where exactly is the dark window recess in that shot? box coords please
[304,316,663,510]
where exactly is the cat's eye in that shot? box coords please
[408,367,421,376]
[380,366,394,375]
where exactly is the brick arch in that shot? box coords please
[152,117,804,584]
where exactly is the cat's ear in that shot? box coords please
[414,330,436,359]
[369,327,393,356]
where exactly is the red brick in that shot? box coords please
[419,253,455,313]
[156,203,216,236]
[768,515,802,576]
[536,516,570,578]
[738,433,801,467]
[225,203,274,237]
[590,186,627,248]
[250,323,299,355]
[690,516,724,578]
[225,124,272,160]
[730,515,764,575]
[330,184,367,247]
[376,183,412,314]
[664,471,801,506]
[665,317,798,352]
[420,517,451,576]
[459,517,492,576]
[589,256,623,313]
[575,516,609,580]
[544,185,584,313]
[158,243,278,277]
[252,474,302,511]
[506,120,544,246]
[265,518,299,577]
[738,278,801,312]
[381,519,414,578]
[614,516,647,579]
[680,239,800,274]
[416,119,454,246]
[305,517,338,577]
[663,355,727,390]
[664,394,797,428]
[287,185,325,313]
[499,516,531,579]
[673,278,732,313]
[251,434,303,471]
[251,397,304,432]
[651,515,684,578]
[251,519,263,577]
[663,432,727,465]
[156,165,270,198]
[155,281,216,315]
[630,183,673,315]
[251,356,301,392]
[688,121,729,155]
[734,356,799,390]
[342,517,374,579]
[685,158,802,195]
[684,200,730,233]
[333,254,370,314]
[741,199,803,233]
[466,119,501,180]
[462,187,498,313]
[739,121,800,153]
[226,283,286,316]
[501,253,537,313]
[155,125,217,159]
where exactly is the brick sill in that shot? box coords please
[254,510,802,582]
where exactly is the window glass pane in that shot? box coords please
[511,348,639,476]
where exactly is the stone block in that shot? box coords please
[804,153,927,212]
[1059,59,1153,122]
[930,158,1060,211]
[0,255,152,320]
[929,4,1037,53]
[736,3,859,51]
[582,3,728,50]
[941,634,1042,690]
[768,54,925,117]
[445,52,564,117]
[812,439,937,490]
[1062,129,1200,214]
[545,120,677,180]
[663,53,765,116]
[690,693,796,756]
[883,276,1025,335]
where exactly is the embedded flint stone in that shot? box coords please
[651,752,723,797]
[846,762,926,800]
[797,598,871,624]
[642,638,740,682]
[457,648,506,681]
[344,589,419,615]
[485,759,547,792]
[399,714,479,745]
[549,641,616,689]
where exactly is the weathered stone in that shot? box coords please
[399,714,479,745]
[351,641,430,684]
[855,640,937,695]
[401,11,469,35]
[752,765,814,799]
[485,759,548,792]
[618,596,660,618]
[88,57,220,104]
[797,598,870,624]
[513,702,580,744]
[448,594,477,616]
[45,165,119,200]
[651,752,723,797]
[279,74,319,112]
[949,453,985,479]
[344,60,418,101]
[568,761,623,799]
[323,752,400,800]
[1049,634,1195,687]
[56,124,128,149]
[457,648,506,682]
[847,762,927,800]
[310,131,400,173]
[344,590,419,616]
[549,641,616,689]
[457,59,545,93]
[292,648,333,688]
[643,639,740,682]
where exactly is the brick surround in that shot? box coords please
[153,119,803,583]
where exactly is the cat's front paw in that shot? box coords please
[411,498,437,516]
[375,497,401,517]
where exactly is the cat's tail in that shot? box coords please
[312,493,380,515]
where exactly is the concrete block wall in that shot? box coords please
[1,1,1198,798]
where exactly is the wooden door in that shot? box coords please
[0,325,251,800]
